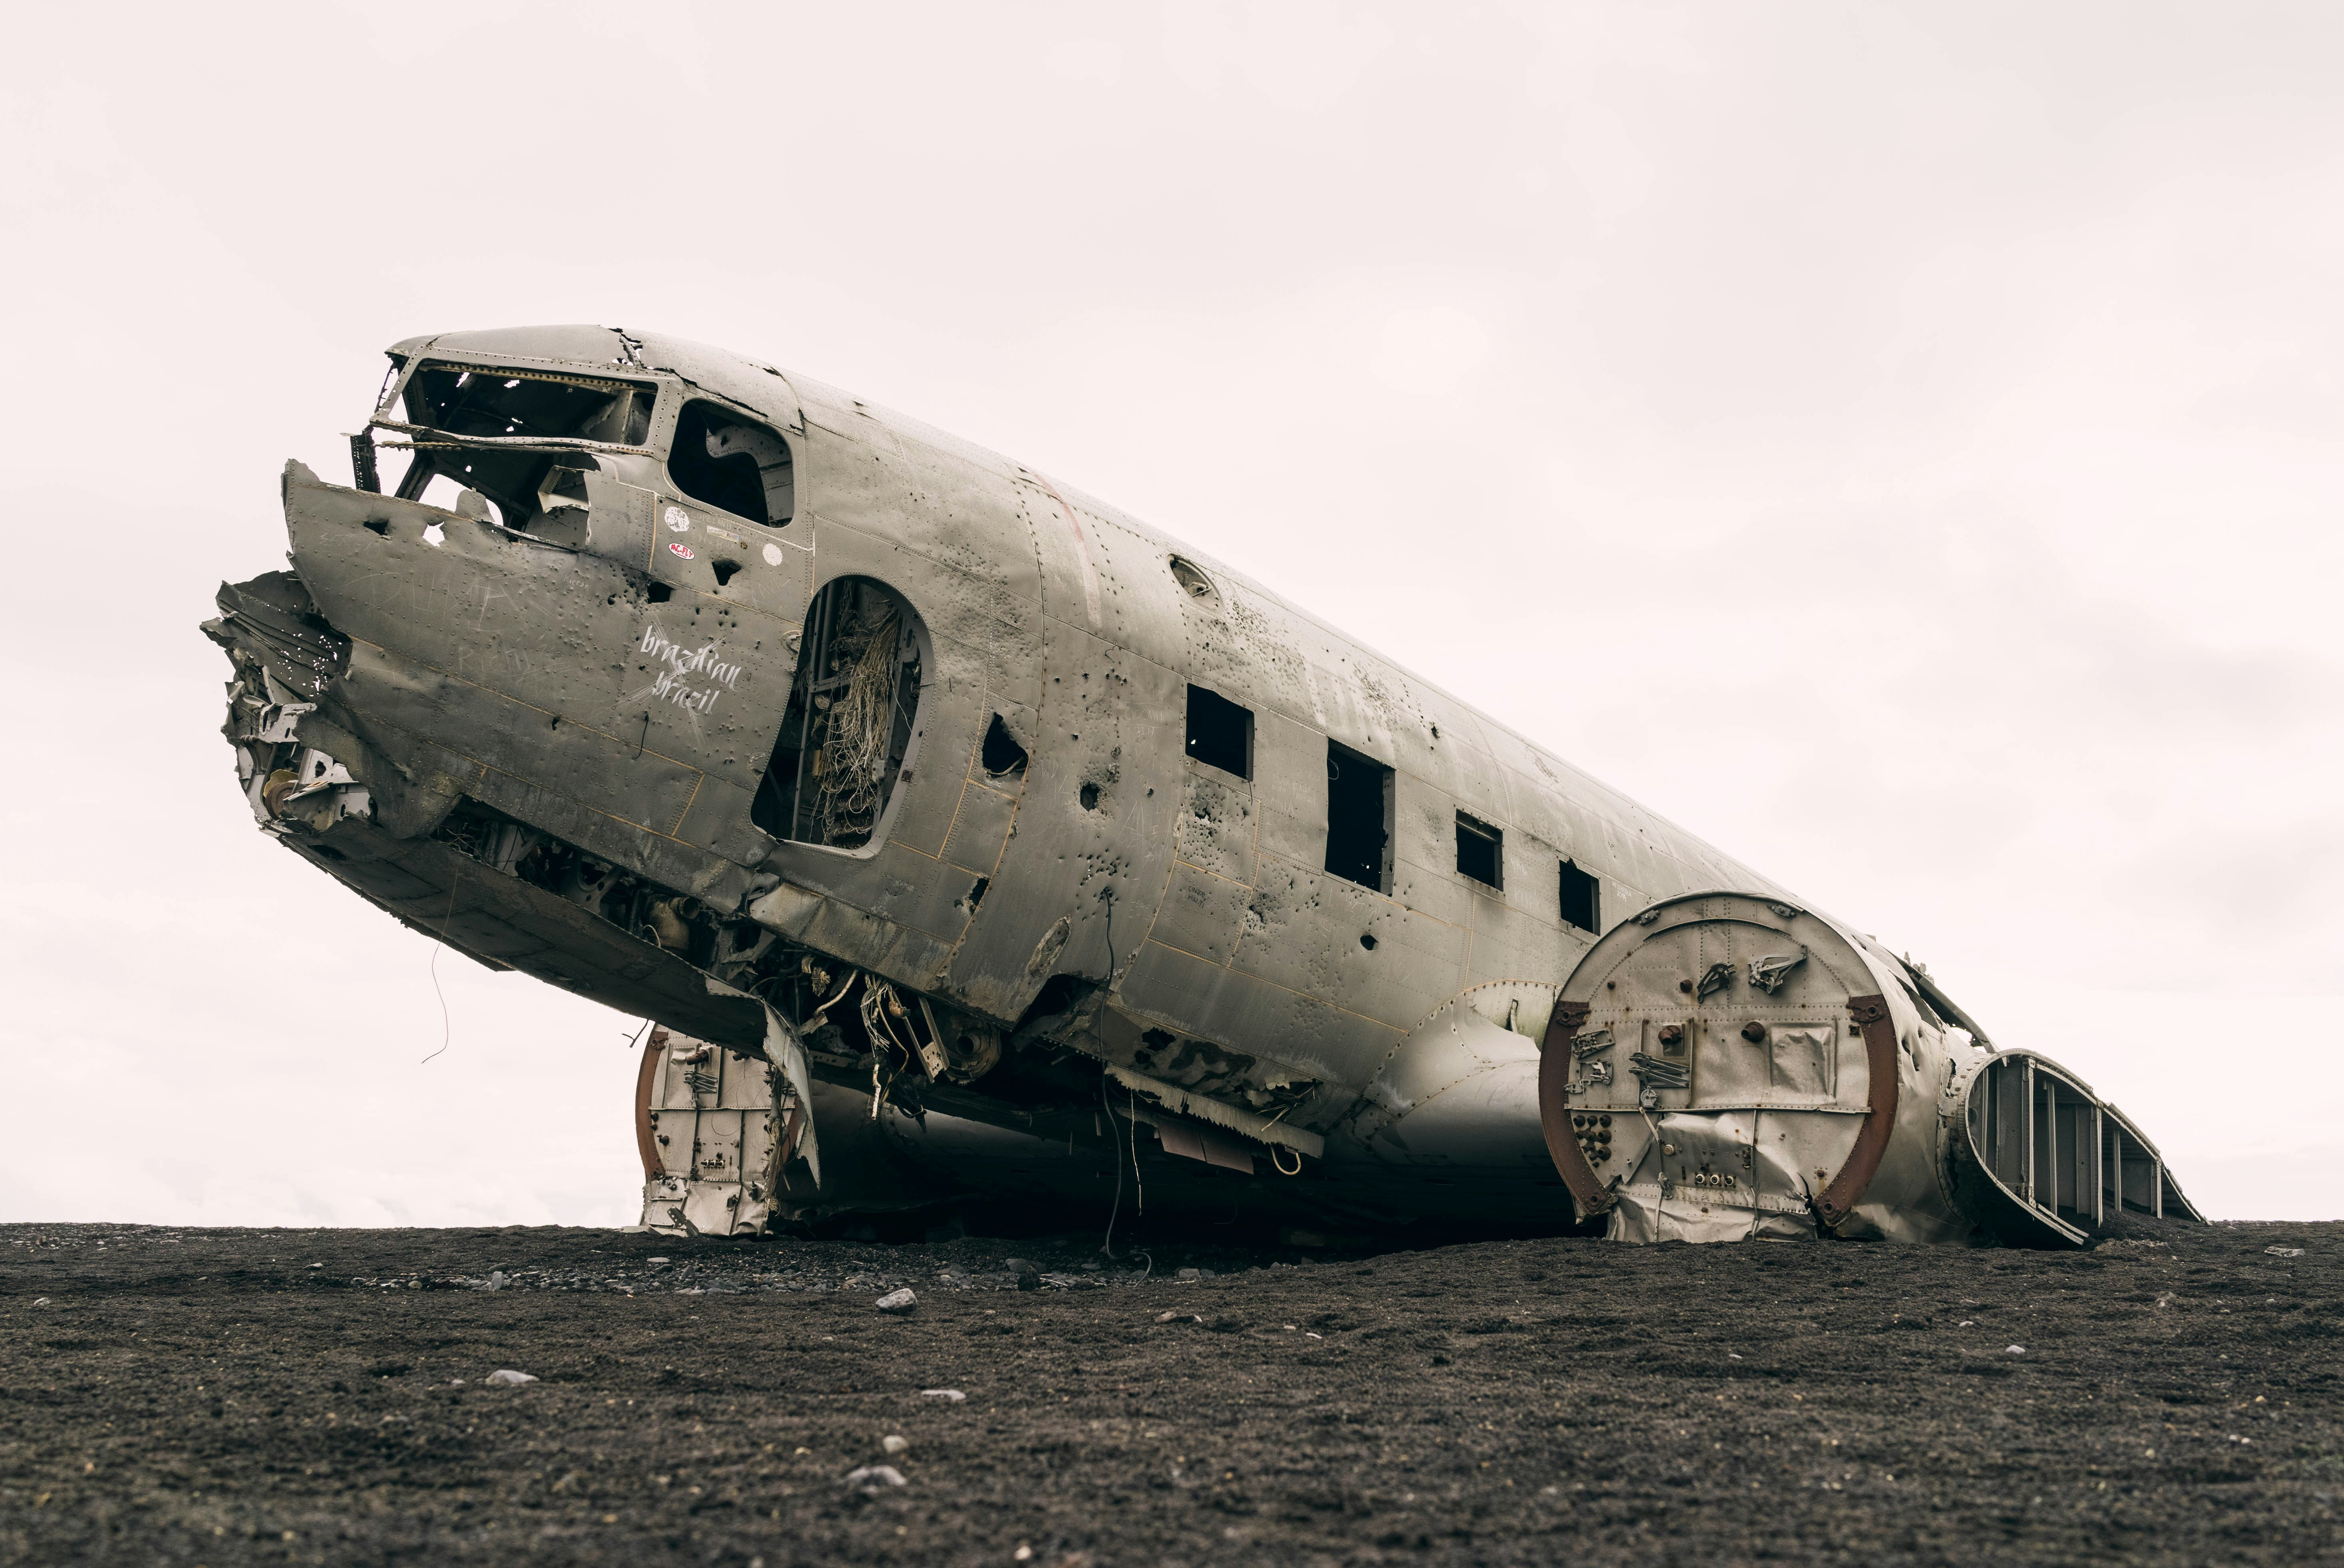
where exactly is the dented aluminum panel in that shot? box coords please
[203,322,2203,1246]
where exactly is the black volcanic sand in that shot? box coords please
[3,1218,2339,1566]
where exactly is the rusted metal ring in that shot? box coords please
[1815,993,1899,1229]
[633,1027,668,1180]
[1537,985,1901,1231]
[1537,999,1616,1217]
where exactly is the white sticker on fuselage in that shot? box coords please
[664,505,691,533]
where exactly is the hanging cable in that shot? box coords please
[1128,1081,1143,1215]
[1102,885,1117,984]
[420,870,460,1064]
[1098,1071,1126,1260]
[806,968,856,1028]
[813,600,903,843]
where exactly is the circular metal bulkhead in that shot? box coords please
[1539,891,1911,1242]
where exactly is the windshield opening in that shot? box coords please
[368,361,657,528]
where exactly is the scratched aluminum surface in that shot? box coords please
[204,323,2200,1245]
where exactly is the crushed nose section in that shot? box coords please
[204,571,370,834]
[211,570,348,697]
[273,456,788,864]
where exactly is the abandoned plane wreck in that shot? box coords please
[205,324,2201,1249]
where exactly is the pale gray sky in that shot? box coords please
[5,2,2338,1224]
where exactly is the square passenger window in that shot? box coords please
[1455,810,1502,888]
[1325,740,1392,893]
[1559,858,1600,933]
[1185,685,1252,779]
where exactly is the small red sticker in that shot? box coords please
[669,542,695,559]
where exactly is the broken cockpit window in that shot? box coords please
[365,362,659,532]
[667,400,795,527]
[537,462,593,516]
[980,714,1030,779]
[753,577,927,849]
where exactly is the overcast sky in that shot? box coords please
[5,2,2338,1227]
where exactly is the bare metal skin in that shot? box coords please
[204,325,2197,1246]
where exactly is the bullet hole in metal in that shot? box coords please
[1360,933,1377,951]
[1079,782,1100,810]
[1016,973,1088,1031]
[981,716,1029,778]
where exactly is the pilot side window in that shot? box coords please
[668,399,795,527]
[1456,810,1503,889]
[1325,740,1392,894]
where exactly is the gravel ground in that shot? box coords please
[2,1216,2338,1566]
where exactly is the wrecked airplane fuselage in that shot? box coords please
[204,325,2201,1246]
